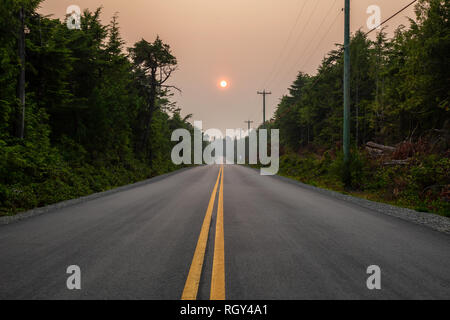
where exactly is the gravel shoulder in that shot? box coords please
[271,172,450,235]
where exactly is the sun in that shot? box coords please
[220,80,228,88]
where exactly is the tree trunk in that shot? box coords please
[17,6,25,139]
[140,67,158,160]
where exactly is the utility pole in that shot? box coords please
[18,6,26,139]
[244,120,253,131]
[257,90,271,127]
[343,0,351,186]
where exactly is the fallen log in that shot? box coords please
[366,146,384,155]
[366,141,396,153]
[383,159,410,166]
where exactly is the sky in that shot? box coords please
[38,0,417,134]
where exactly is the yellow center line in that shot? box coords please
[211,165,225,300]
[181,166,222,300]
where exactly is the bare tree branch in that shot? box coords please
[161,84,182,93]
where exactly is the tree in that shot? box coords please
[271,0,448,156]
[128,37,178,157]
[0,6,194,215]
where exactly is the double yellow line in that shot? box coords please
[181,166,225,300]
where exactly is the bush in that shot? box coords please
[277,149,450,217]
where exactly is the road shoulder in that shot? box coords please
[245,165,450,235]
[0,166,198,226]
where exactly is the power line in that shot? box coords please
[289,0,417,94]
[270,0,419,126]
[365,0,418,36]
[260,0,309,89]
[283,0,340,91]
[266,0,321,88]
[266,18,343,124]
[298,9,343,74]
[261,1,340,124]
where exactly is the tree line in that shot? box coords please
[268,0,448,153]
[0,0,194,214]
[264,0,449,215]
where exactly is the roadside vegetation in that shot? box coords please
[0,1,194,215]
[263,0,449,216]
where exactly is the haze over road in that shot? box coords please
[0,165,449,299]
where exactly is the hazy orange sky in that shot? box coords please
[39,0,416,133]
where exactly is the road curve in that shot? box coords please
[0,165,449,299]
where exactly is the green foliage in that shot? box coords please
[326,149,373,190]
[272,0,449,149]
[128,36,179,158]
[0,5,193,215]
[277,151,449,217]
[271,0,449,216]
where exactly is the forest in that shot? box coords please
[1,0,448,217]
[264,0,449,215]
[0,0,194,215]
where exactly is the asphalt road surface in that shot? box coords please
[0,165,449,299]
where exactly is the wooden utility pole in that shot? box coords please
[244,120,253,131]
[257,90,271,127]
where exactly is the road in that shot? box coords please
[0,165,449,300]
